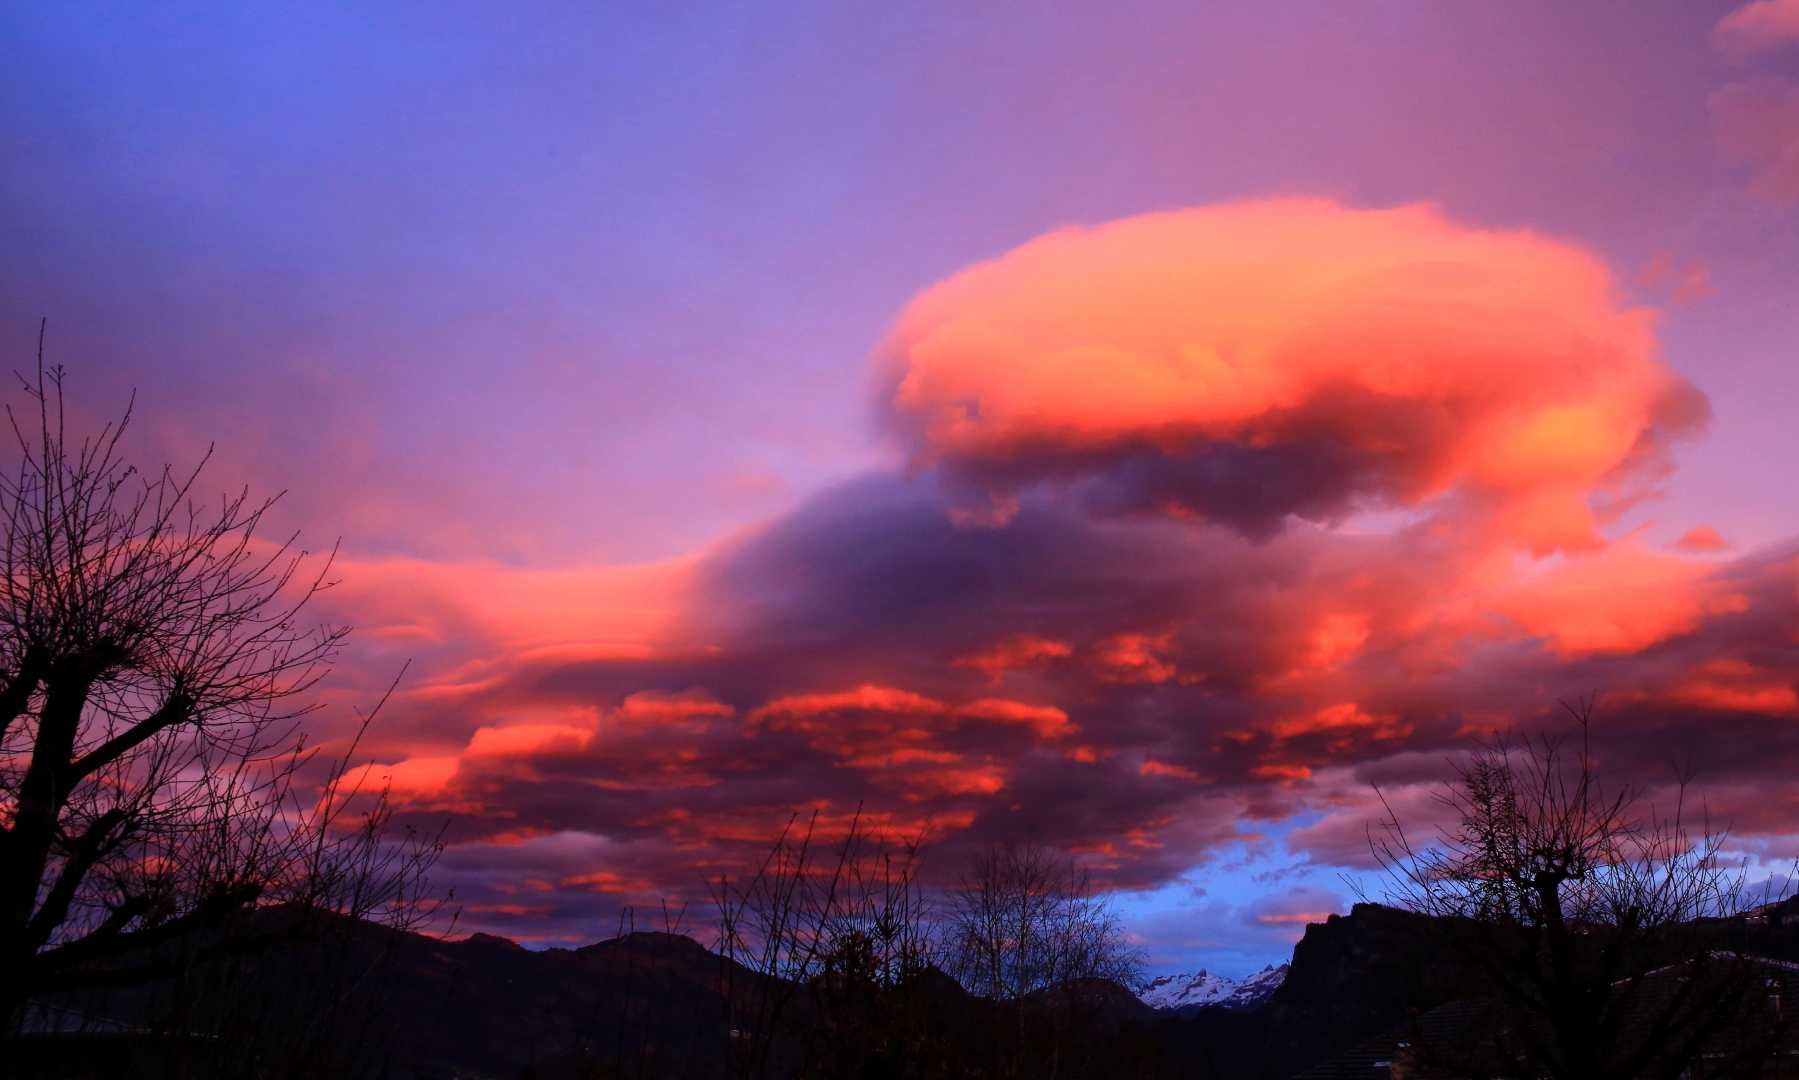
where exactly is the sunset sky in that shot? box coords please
[6,0,1799,977]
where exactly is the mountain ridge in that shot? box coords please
[1137,963,1288,1015]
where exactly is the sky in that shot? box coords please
[5,0,1799,979]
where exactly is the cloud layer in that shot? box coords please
[327,201,1799,945]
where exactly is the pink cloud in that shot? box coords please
[1641,252,1718,306]
[954,699,1074,739]
[1672,524,1732,552]
[466,724,593,759]
[1710,76,1799,206]
[610,689,736,727]
[1243,885,1348,931]
[954,633,1075,680]
[1715,0,1799,60]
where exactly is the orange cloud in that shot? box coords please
[1250,763,1312,781]
[1094,632,1182,683]
[1263,703,1401,741]
[954,633,1074,680]
[610,689,736,727]
[1254,911,1336,925]
[892,763,1009,798]
[339,755,461,797]
[953,698,1073,738]
[466,724,592,758]
[318,554,692,704]
[881,198,1700,554]
[750,685,944,722]
[1303,614,1372,670]
[746,684,1071,767]
[1140,760,1204,783]
[559,871,656,893]
[1496,542,1747,656]
[1635,681,1799,716]
[1672,525,1732,553]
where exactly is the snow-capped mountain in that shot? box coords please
[1137,969,1236,1010]
[1136,963,1288,1014]
[1228,963,1288,1009]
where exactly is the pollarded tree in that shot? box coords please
[1373,707,1782,1080]
[0,356,438,1032]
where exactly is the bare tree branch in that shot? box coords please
[0,356,442,1032]
[1370,703,1784,1080]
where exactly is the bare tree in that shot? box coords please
[711,809,943,1080]
[945,838,1141,1002]
[711,825,1158,1080]
[943,840,1152,1080]
[1372,707,1782,1080]
[0,355,440,1035]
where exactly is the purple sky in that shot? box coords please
[7,0,1799,977]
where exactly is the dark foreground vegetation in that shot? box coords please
[13,895,1799,1080]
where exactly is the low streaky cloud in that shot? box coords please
[307,554,693,763]
[358,482,1799,942]
[1715,0,1799,60]
[879,199,1704,555]
[322,201,1799,945]
[1673,524,1732,553]
[1710,76,1799,206]
[1494,540,1743,657]
[1640,251,1717,306]
[1243,885,1347,930]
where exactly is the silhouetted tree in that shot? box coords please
[945,838,1141,1001]
[0,355,439,1037]
[1372,707,1783,1080]
[712,810,945,1080]
[944,839,1149,1080]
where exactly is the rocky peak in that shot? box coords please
[1137,962,1288,1013]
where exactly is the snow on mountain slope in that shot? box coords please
[1136,963,1288,1013]
[1137,969,1236,1010]
[1227,963,1288,1009]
